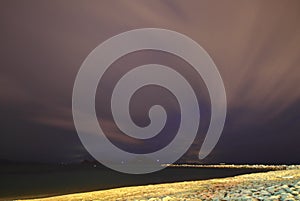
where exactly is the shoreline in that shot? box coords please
[162,164,298,170]
[17,165,300,201]
[1,164,269,200]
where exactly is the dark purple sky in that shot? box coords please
[0,1,300,164]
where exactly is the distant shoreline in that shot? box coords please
[163,164,299,170]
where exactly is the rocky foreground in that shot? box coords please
[21,167,300,201]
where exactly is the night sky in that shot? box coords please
[0,1,300,165]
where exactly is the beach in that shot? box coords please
[19,166,300,201]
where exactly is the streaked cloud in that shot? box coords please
[0,0,299,163]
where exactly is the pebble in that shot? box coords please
[240,195,254,201]
[182,179,300,201]
[291,191,299,195]
[162,196,173,201]
[148,198,159,201]
[268,195,280,200]
[282,198,295,201]
[241,189,252,195]
[130,170,300,201]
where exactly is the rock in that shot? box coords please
[284,188,293,193]
[275,189,287,195]
[162,196,173,201]
[249,188,258,192]
[282,185,289,189]
[280,192,290,198]
[148,198,159,201]
[280,193,294,201]
[260,190,270,196]
[240,195,254,201]
[291,191,299,195]
[266,195,280,201]
[281,176,294,179]
[266,186,276,194]
[241,189,252,195]
[282,198,295,201]
[266,186,275,190]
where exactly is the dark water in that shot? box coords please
[0,164,270,200]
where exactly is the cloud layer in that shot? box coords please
[0,1,299,164]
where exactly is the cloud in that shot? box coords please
[0,1,299,163]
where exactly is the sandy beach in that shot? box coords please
[19,166,300,201]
